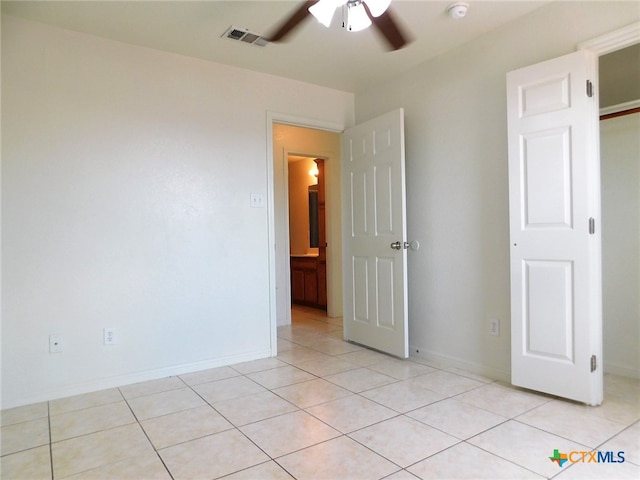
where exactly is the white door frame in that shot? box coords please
[578,22,640,56]
[266,112,345,355]
[579,22,640,380]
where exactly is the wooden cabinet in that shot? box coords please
[290,256,326,309]
[315,159,327,308]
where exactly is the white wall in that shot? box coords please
[601,112,640,378]
[1,15,354,408]
[354,2,640,380]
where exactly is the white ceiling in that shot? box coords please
[2,0,552,93]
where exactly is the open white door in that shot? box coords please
[342,108,408,358]
[507,50,603,405]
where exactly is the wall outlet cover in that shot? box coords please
[103,328,116,345]
[49,334,63,353]
[490,318,500,336]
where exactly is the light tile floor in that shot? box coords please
[1,306,639,479]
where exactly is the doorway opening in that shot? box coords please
[599,43,640,380]
[269,119,343,340]
[288,156,327,310]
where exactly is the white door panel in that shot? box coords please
[343,109,408,358]
[521,127,572,227]
[523,260,574,361]
[508,50,602,405]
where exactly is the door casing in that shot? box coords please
[267,112,345,355]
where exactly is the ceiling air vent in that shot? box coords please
[222,26,269,47]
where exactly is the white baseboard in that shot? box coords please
[604,362,640,380]
[2,349,272,410]
[408,346,639,384]
[409,344,510,383]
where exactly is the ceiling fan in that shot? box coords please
[267,0,410,51]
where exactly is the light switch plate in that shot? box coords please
[250,193,264,208]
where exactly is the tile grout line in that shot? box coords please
[453,439,548,480]
[180,372,291,474]
[47,401,54,480]
[118,385,175,480]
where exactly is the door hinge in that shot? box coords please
[589,217,595,234]
[590,355,597,373]
[586,80,593,98]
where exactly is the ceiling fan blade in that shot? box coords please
[266,1,317,42]
[365,5,410,51]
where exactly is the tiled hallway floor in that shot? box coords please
[2,306,639,479]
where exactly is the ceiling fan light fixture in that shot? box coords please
[267,0,408,50]
[309,0,341,27]
[346,1,372,32]
[309,0,391,32]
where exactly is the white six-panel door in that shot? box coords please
[342,109,408,358]
[507,50,603,405]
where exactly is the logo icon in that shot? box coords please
[550,449,568,467]
[549,448,625,467]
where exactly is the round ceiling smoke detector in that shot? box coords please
[447,2,469,19]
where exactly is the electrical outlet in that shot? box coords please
[490,318,500,336]
[103,328,116,345]
[49,334,63,353]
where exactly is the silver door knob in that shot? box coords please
[390,241,418,250]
